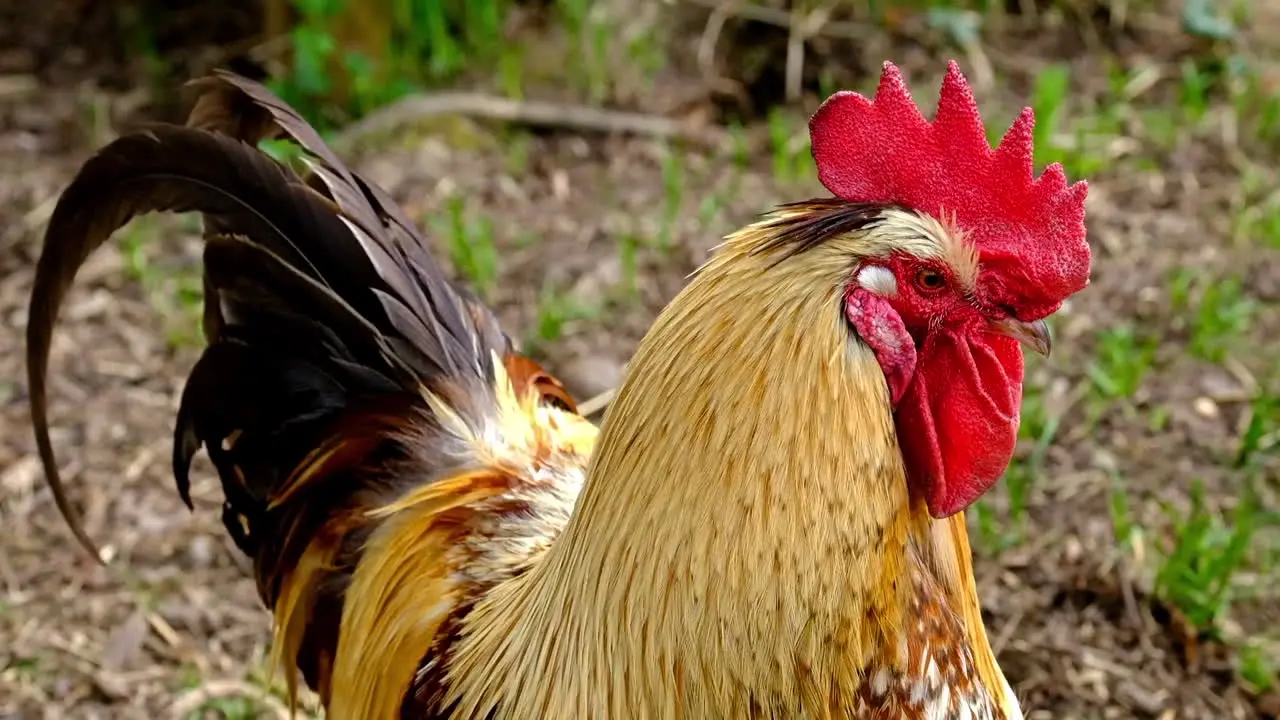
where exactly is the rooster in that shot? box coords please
[28,60,1090,718]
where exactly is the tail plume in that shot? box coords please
[26,70,570,701]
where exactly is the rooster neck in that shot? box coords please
[446,221,1015,718]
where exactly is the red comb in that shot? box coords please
[809,60,1091,316]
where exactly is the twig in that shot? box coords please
[578,388,617,418]
[146,611,184,650]
[990,606,1025,657]
[170,679,291,720]
[1116,552,1157,655]
[330,94,728,155]
[960,41,995,95]
[3,192,59,245]
[0,74,38,100]
[786,5,834,102]
[785,5,807,103]
[684,0,873,103]
[681,0,877,41]
[697,1,743,97]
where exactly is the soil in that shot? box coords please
[0,2,1277,719]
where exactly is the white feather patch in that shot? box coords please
[856,265,898,297]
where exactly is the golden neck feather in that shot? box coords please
[447,216,1016,718]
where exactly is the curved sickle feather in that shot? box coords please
[26,127,375,560]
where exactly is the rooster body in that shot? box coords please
[29,62,1092,719]
[427,214,1016,719]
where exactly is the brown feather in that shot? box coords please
[330,469,515,719]
[27,125,372,559]
[29,70,605,720]
[185,70,502,381]
[504,355,578,413]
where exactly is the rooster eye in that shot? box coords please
[913,268,947,293]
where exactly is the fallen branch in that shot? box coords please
[331,93,729,155]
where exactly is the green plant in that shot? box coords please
[969,495,1021,554]
[1030,63,1070,168]
[1231,167,1280,249]
[618,234,642,300]
[1108,475,1136,549]
[1179,58,1213,124]
[118,218,205,348]
[1086,326,1158,402]
[556,0,611,102]
[1154,480,1260,635]
[272,0,517,127]
[1231,66,1280,147]
[769,108,812,185]
[1016,373,1059,471]
[1239,641,1278,693]
[189,696,257,720]
[1189,277,1255,363]
[432,196,499,300]
[1025,62,1121,178]
[1236,390,1280,468]
[657,144,687,251]
[526,283,602,350]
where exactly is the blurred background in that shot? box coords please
[0,0,1277,718]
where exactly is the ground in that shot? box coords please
[0,1,1277,719]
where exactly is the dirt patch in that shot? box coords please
[1,2,1277,719]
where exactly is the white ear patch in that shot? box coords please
[856,265,898,297]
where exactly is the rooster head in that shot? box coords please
[771,60,1092,518]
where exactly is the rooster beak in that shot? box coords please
[989,317,1052,357]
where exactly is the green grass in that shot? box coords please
[1237,390,1280,468]
[271,0,519,123]
[1165,267,1258,365]
[767,108,815,186]
[556,0,610,103]
[118,217,205,349]
[1231,65,1280,150]
[1153,479,1262,636]
[988,48,1278,685]
[268,0,666,131]
[187,696,257,720]
[525,281,604,352]
[1239,642,1278,694]
[1107,474,1137,550]
[1084,325,1158,414]
[1231,153,1280,256]
[1189,277,1256,363]
[1020,62,1130,179]
[657,143,687,252]
[432,195,500,301]
[973,370,1063,548]
[1084,46,1277,684]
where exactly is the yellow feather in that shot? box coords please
[439,210,1019,717]
[270,526,345,712]
[329,473,509,719]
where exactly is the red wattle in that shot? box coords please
[895,332,1024,518]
